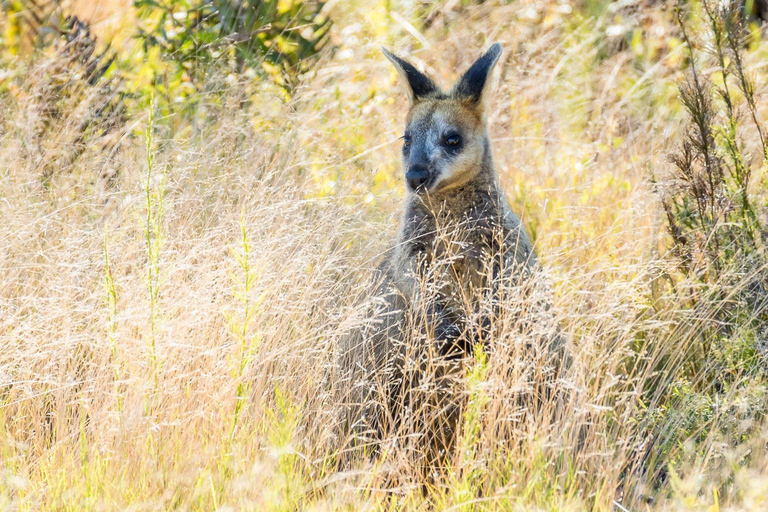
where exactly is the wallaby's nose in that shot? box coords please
[406,166,430,191]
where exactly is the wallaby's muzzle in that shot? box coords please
[406,165,431,192]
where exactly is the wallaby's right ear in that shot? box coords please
[382,48,438,104]
[452,43,502,106]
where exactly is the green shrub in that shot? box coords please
[134,0,332,90]
[655,0,768,365]
[629,0,768,496]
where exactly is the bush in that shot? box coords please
[623,0,768,495]
[2,12,128,186]
[655,0,768,362]
[134,0,332,90]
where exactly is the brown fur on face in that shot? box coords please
[403,97,491,195]
[382,44,502,197]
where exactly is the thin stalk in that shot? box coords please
[143,104,163,394]
[103,230,122,414]
[222,207,261,473]
[230,208,257,441]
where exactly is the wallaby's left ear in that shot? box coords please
[452,43,502,105]
[382,47,439,104]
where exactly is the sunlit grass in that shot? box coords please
[0,1,767,510]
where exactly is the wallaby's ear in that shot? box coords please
[452,43,502,105]
[382,47,438,103]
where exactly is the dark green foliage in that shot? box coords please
[133,0,332,89]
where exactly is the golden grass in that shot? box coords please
[1,0,767,510]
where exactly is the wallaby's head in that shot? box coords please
[382,43,502,195]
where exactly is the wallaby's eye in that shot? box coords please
[444,134,462,150]
[403,135,412,148]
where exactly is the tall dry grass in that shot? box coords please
[1,0,767,510]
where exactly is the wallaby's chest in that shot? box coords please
[400,196,507,290]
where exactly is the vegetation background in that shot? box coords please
[1,0,768,510]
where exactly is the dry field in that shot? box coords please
[1,0,767,510]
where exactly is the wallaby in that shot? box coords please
[338,43,566,469]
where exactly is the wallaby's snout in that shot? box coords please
[405,137,434,191]
[406,165,431,192]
